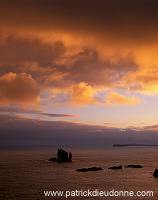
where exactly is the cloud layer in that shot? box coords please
[0,0,158,107]
[1,114,158,146]
[1,0,158,145]
[105,92,142,106]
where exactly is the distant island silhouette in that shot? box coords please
[113,144,158,147]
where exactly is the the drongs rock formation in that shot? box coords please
[49,149,72,162]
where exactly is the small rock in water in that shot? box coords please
[153,169,158,177]
[108,165,122,169]
[76,167,103,172]
[125,164,143,168]
[49,157,58,161]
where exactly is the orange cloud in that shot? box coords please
[105,91,142,106]
[1,0,158,107]
[0,72,40,105]
[0,29,157,98]
[119,64,158,95]
[71,82,98,106]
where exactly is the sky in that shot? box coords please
[1,0,158,146]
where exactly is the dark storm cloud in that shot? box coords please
[0,0,157,107]
[0,0,157,100]
[0,36,65,74]
[0,35,138,90]
[0,114,158,146]
[0,0,158,42]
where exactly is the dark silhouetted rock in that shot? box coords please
[125,164,143,168]
[49,157,58,161]
[76,167,103,172]
[49,149,72,162]
[108,165,122,169]
[57,149,69,162]
[68,152,72,162]
[153,169,158,177]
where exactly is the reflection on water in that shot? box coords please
[0,146,158,199]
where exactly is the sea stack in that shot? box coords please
[49,149,72,162]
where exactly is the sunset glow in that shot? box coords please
[1,0,158,145]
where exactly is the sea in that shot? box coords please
[0,145,158,200]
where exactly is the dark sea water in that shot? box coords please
[1,146,158,200]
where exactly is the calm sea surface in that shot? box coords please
[1,146,158,200]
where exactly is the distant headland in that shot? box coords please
[113,144,158,147]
